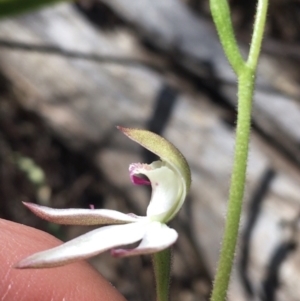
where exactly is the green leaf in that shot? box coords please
[0,0,72,18]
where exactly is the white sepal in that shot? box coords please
[16,222,148,268]
[111,222,178,257]
[23,202,138,225]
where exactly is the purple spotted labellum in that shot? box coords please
[16,127,191,269]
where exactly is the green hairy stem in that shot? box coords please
[209,1,269,301]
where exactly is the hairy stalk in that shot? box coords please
[210,1,269,301]
[210,0,245,74]
[152,248,172,301]
[210,68,253,301]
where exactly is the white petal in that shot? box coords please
[130,161,183,222]
[15,222,148,268]
[111,222,178,257]
[23,202,138,225]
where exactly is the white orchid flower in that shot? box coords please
[16,127,191,269]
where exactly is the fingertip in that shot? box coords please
[0,219,126,301]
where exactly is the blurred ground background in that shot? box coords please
[1,1,300,300]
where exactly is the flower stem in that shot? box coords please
[247,0,269,70]
[209,0,245,74]
[210,1,269,301]
[152,248,172,301]
[210,68,253,301]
